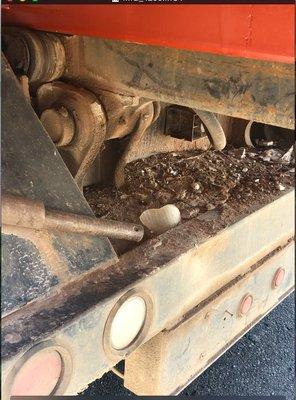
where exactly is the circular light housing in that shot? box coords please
[110,296,146,350]
[10,349,62,396]
[103,289,153,358]
[4,341,72,399]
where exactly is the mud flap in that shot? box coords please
[1,54,117,318]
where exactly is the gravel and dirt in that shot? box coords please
[85,145,295,253]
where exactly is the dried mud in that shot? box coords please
[85,146,295,253]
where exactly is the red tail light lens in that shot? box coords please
[10,349,63,396]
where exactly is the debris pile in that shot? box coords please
[85,145,295,246]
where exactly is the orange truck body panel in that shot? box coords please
[2,4,295,63]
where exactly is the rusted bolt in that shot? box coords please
[40,107,75,147]
[272,268,285,288]
[238,294,253,316]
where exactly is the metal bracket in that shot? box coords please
[1,55,117,316]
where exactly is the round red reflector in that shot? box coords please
[239,294,253,316]
[273,267,285,288]
[10,349,62,396]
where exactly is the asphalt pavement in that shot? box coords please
[82,293,295,399]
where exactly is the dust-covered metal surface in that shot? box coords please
[36,81,108,189]
[5,30,292,129]
[124,242,295,395]
[1,233,59,315]
[1,189,294,398]
[1,55,117,316]
[1,34,295,396]
[2,28,212,189]
[2,27,66,84]
[57,36,294,129]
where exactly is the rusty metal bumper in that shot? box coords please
[124,241,294,395]
[2,190,294,397]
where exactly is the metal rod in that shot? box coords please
[44,210,144,242]
[2,194,144,242]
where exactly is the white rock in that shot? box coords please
[140,204,181,234]
[281,145,294,164]
[278,184,286,191]
[191,182,200,191]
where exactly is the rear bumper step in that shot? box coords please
[2,190,294,397]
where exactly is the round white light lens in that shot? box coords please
[110,296,147,350]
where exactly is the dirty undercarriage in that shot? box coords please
[1,28,295,398]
